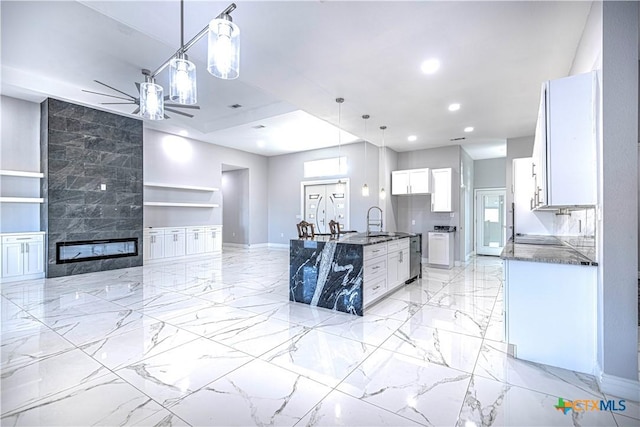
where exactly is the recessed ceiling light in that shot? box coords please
[448,103,461,112]
[408,135,417,142]
[420,58,440,74]
[464,126,474,133]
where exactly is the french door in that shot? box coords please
[303,182,349,234]
[475,189,506,256]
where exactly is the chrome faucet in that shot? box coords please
[366,206,383,235]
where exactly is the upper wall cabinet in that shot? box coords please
[430,168,453,212]
[532,71,597,208]
[391,168,430,195]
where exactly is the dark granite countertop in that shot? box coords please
[292,232,415,246]
[500,235,597,266]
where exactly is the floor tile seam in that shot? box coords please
[0,348,117,418]
[612,411,640,422]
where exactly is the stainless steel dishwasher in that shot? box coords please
[407,233,422,283]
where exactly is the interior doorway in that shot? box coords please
[222,165,249,246]
[475,188,506,256]
[302,180,350,234]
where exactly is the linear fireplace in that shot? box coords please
[56,238,138,264]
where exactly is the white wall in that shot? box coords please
[267,141,381,244]
[143,129,269,245]
[474,158,506,189]
[0,95,41,233]
[222,168,249,245]
[461,149,475,259]
[598,0,638,385]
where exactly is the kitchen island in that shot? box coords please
[290,232,414,316]
[501,235,597,373]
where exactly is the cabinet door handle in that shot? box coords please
[16,237,30,241]
[399,251,403,263]
[531,162,536,177]
[373,285,381,291]
[530,198,535,210]
[25,244,29,254]
[372,265,380,270]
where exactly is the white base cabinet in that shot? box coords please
[144,225,222,263]
[1,233,45,282]
[363,237,410,308]
[505,259,596,374]
[428,232,454,269]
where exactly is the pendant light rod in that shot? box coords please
[150,2,237,78]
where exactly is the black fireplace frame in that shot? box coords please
[56,238,139,264]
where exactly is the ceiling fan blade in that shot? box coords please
[82,89,133,101]
[101,102,136,105]
[131,107,140,115]
[165,104,200,110]
[165,107,194,118]
[94,80,136,100]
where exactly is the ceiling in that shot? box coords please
[0,1,592,159]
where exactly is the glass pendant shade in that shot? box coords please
[362,183,369,197]
[169,58,197,104]
[207,17,240,79]
[140,81,164,120]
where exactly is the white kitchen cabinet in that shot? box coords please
[1,233,45,281]
[363,242,388,307]
[186,227,207,255]
[164,228,186,258]
[532,71,596,208]
[505,259,596,373]
[205,226,222,253]
[391,168,430,195]
[143,229,165,261]
[428,231,454,268]
[430,168,452,212]
[386,238,410,290]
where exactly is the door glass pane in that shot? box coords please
[482,194,505,248]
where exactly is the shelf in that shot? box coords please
[0,170,44,178]
[144,182,219,192]
[0,197,44,203]
[144,202,219,208]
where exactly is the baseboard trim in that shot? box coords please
[596,368,640,400]
[223,243,289,250]
[267,243,289,249]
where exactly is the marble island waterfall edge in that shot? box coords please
[290,239,364,316]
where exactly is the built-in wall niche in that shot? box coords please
[0,169,44,233]
[143,182,220,208]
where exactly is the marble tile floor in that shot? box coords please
[1,247,638,426]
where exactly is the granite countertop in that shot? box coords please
[293,232,416,246]
[500,235,597,266]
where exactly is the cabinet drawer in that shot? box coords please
[2,234,44,244]
[364,257,386,279]
[166,228,186,235]
[364,275,387,305]
[144,229,165,236]
[186,227,205,233]
[364,243,387,259]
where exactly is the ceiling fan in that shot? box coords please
[82,75,200,119]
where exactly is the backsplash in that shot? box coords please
[552,207,596,237]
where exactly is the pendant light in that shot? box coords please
[361,114,370,197]
[208,12,240,79]
[137,2,238,120]
[379,125,387,200]
[169,1,197,104]
[140,73,164,120]
[336,98,345,193]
